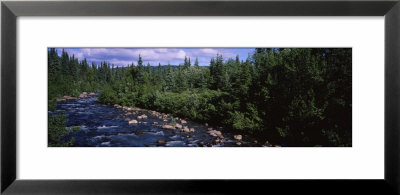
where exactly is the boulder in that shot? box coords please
[56,98,66,102]
[234,135,242,141]
[189,128,195,132]
[205,123,208,127]
[151,111,160,117]
[89,92,95,96]
[175,123,183,129]
[163,119,168,122]
[265,141,272,147]
[124,118,131,122]
[183,126,190,132]
[198,142,205,147]
[138,114,147,119]
[162,125,175,130]
[65,96,78,100]
[153,122,158,125]
[181,120,187,124]
[128,120,138,124]
[79,92,88,98]
[236,142,242,146]
[157,140,165,144]
[63,96,72,100]
[208,130,222,137]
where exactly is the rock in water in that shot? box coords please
[157,140,165,144]
[138,114,147,120]
[181,120,187,124]
[236,142,242,146]
[79,92,88,98]
[175,123,183,129]
[234,135,242,141]
[208,130,222,137]
[128,120,138,124]
[183,126,190,132]
[162,125,175,130]
[189,128,195,132]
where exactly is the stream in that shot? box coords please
[50,95,261,147]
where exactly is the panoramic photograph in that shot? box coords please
[48,48,352,147]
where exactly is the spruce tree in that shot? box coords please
[194,57,199,67]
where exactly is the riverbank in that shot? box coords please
[55,92,96,102]
[109,102,280,147]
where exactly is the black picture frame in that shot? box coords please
[1,0,399,194]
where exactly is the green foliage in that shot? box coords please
[98,84,117,104]
[48,49,102,100]
[48,112,75,147]
[48,99,57,111]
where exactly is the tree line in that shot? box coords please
[48,48,352,146]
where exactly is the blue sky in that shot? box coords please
[54,48,255,66]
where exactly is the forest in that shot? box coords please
[48,48,352,147]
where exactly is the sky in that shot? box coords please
[54,48,255,67]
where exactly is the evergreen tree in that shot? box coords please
[194,57,199,67]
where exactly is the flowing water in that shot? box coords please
[50,95,259,147]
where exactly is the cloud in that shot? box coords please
[55,48,254,66]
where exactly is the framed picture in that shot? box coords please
[2,0,399,194]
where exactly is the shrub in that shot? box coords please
[48,112,75,147]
